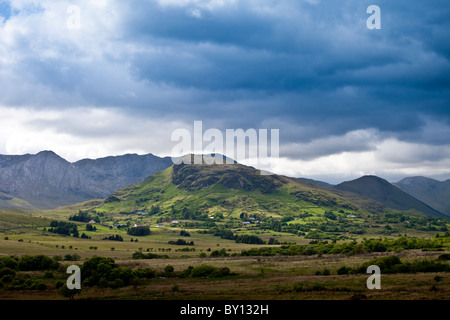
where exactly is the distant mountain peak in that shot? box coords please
[395,176,450,216]
[335,175,445,218]
[0,150,173,210]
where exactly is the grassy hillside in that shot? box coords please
[96,163,363,220]
[0,192,37,210]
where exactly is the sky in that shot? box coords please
[0,0,449,184]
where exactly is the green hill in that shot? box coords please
[95,163,363,219]
[334,175,445,218]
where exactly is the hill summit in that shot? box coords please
[334,175,445,218]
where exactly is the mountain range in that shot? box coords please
[394,177,450,216]
[0,150,172,209]
[334,176,444,218]
[0,151,448,218]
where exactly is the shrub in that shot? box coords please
[127,226,151,236]
[55,280,64,289]
[337,266,351,275]
[164,265,175,275]
[209,248,229,257]
[0,267,16,278]
[64,254,81,261]
[437,253,450,261]
[168,239,194,246]
[0,257,18,269]
[8,274,46,291]
[132,268,156,279]
[180,230,190,237]
[355,255,401,273]
[17,255,59,271]
[58,284,81,300]
[81,256,133,288]
[1,274,14,284]
[189,264,232,278]
[131,251,169,259]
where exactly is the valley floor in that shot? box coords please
[0,251,448,300]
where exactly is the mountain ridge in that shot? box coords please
[394,176,450,216]
[334,175,446,218]
[0,151,173,209]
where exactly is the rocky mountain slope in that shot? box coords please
[0,151,173,209]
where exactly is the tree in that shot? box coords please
[127,226,151,236]
[58,284,81,300]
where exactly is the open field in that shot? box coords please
[0,205,449,301]
[0,250,448,300]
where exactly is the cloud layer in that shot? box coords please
[0,0,449,183]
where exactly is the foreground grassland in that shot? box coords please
[0,206,449,300]
[0,251,449,300]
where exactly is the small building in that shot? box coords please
[171,220,179,224]
[88,220,97,224]
[133,223,143,228]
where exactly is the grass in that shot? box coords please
[0,250,448,300]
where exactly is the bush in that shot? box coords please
[1,274,14,284]
[64,254,81,261]
[127,226,151,236]
[437,253,450,261]
[168,239,194,246]
[164,265,175,275]
[0,257,18,269]
[337,266,351,275]
[189,264,232,278]
[55,280,64,289]
[180,230,190,237]
[132,268,156,279]
[80,256,133,288]
[58,284,81,300]
[354,255,450,274]
[103,235,123,241]
[131,251,169,259]
[0,267,16,278]
[8,274,46,291]
[17,255,59,271]
[356,255,401,273]
[209,248,229,257]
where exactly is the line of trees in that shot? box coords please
[47,221,79,237]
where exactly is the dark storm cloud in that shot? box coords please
[114,0,450,141]
[0,0,449,164]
